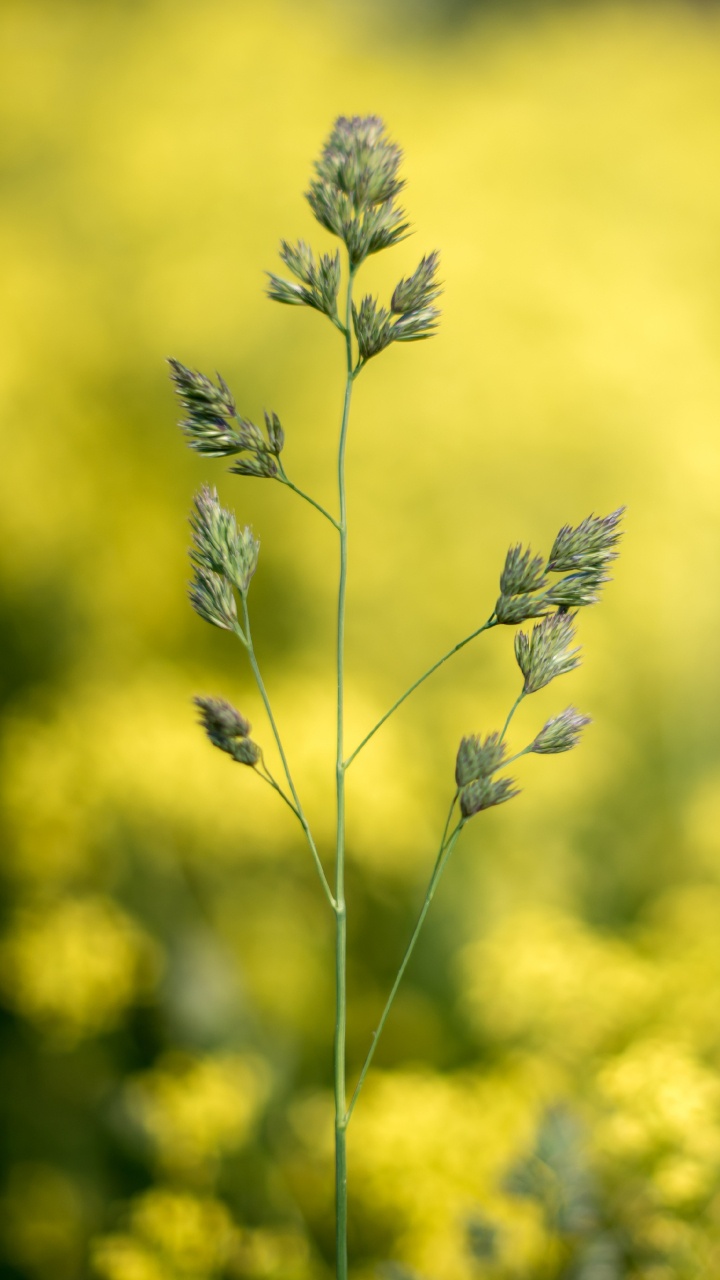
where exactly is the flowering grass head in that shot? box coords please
[194,697,260,767]
[170,114,624,1279]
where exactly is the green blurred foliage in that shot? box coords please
[2,0,720,1276]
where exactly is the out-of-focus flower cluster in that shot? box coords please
[124,1052,270,1176]
[92,1189,239,1280]
[0,897,161,1043]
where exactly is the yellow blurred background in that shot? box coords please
[2,0,720,1276]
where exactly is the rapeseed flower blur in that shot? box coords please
[125,1052,270,1177]
[93,1189,238,1280]
[0,897,161,1044]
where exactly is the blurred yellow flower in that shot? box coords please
[234,1225,313,1279]
[0,896,161,1043]
[459,906,656,1060]
[596,1037,720,1174]
[92,1238,169,1280]
[290,1068,548,1279]
[93,1188,237,1280]
[126,1052,270,1176]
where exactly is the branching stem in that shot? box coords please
[276,469,341,530]
[256,757,302,820]
[344,616,497,769]
[500,689,526,743]
[237,602,336,910]
[346,812,466,1123]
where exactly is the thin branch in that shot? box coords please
[502,744,533,770]
[256,757,302,821]
[344,617,497,769]
[345,813,465,1123]
[237,600,336,910]
[277,470,341,531]
[500,689,525,744]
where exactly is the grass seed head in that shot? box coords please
[514,612,582,695]
[548,508,625,573]
[194,696,260,765]
[460,775,520,818]
[306,116,409,268]
[531,707,591,754]
[455,733,507,788]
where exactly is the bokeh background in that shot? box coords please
[3,0,720,1276]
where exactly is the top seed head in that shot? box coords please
[307,116,409,267]
[314,116,404,211]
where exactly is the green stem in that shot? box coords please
[344,617,497,769]
[277,471,341,531]
[334,264,356,1280]
[500,689,525,743]
[237,603,336,911]
[256,758,302,821]
[439,790,460,849]
[346,816,465,1123]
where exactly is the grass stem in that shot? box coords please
[499,689,525,743]
[276,471,341,530]
[334,262,356,1280]
[238,602,336,910]
[344,617,497,769]
[346,815,465,1123]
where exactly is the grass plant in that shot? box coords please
[169,115,623,1279]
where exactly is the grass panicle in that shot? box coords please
[170,114,623,1279]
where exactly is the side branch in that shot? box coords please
[238,600,336,910]
[345,810,465,1123]
[499,689,525,743]
[277,467,341,531]
[344,616,497,769]
[256,758,302,820]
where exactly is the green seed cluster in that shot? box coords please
[495,509,624,625]
[188,485,259,632]
[306,115,408,269]
[457,509,624,821]
[455,734,518,819]
[169,359,284,476]
[194,696,260,766]
[267,241,341,322]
